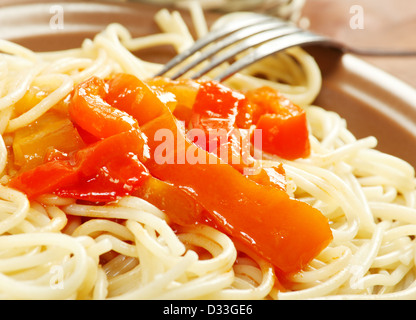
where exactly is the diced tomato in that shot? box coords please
[256,113,310,160]
[189,80,287,190]
[189,81,252,170]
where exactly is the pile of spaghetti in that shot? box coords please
[0,6,416,300]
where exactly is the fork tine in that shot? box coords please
[169,19,288,79]
[189,24,301,79]
[157,11,416,82]
[154,14,273,77]
[214,31,330,81]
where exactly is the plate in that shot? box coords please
[2,0,416,168]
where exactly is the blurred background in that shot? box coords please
[302,0,416,90]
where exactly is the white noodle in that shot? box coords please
[0,4,415,300]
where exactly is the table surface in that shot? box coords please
[302,0,416,89]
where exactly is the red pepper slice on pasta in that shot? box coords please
[189,80,287,190]
[9,130,150,202]
[10,77,150,202]
[9,73,332,275]
[140,111,332,274]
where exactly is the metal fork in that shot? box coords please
[155,12,416,82]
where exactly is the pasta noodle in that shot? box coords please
[0,4,416,300]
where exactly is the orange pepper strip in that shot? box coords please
[141,112,332,274]
[133,176,203,226]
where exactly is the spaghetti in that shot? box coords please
[0,5,415,300]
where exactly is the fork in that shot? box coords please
[155,12,416,82]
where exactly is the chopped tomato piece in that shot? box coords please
[189,81,252,169]
[189,80,287,190]
[256,113,310,160]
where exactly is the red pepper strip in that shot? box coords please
[9,131,149,202]
[246,87,311,160]
[10,77,150,202]
[9,161,78,199]
[190,80,287,190]
[145,77,200,127]
[69,76,140,139]
[105,73,171,126]
[141,112,333,274]
[190,81,245,153]
[56,130,149,202]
